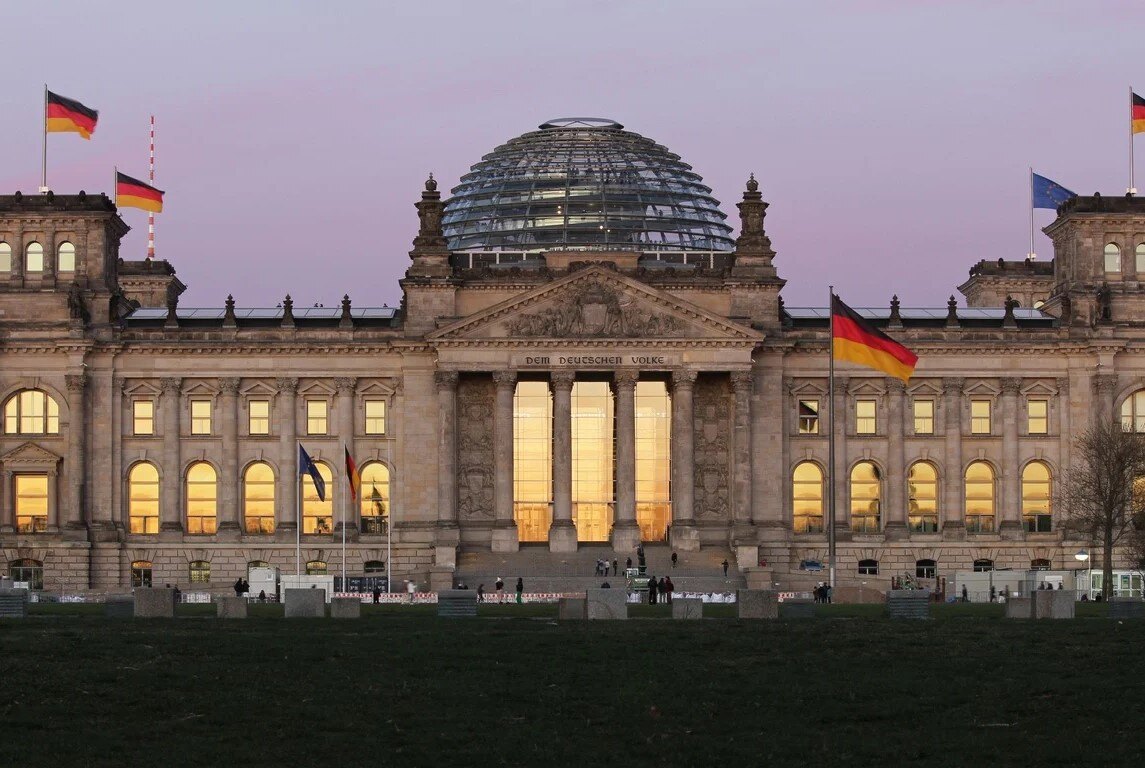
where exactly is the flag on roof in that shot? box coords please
[116,172,164,213]
[831,294,918,382]
[1032,172,1075,210]
[46,90,99,139]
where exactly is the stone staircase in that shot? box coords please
[454,543,745,594]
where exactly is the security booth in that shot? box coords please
[334,575,389,594]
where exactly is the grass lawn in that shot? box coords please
[0,604,1141,766]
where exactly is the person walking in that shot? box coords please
[671,551,678,569]
[406,579,416,604]
[647,574,657,605]
[612,559,618,577]
[721,559,729,579]
[515,577,524,604]
[665,575,674,604]
[477,584,485,603]
[372,585,381,604]
[495,576,504,603]
[658,577,668,604]
[625,557,632,572]
[961,584,968,603]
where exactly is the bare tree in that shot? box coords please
[1059,420,1145,600]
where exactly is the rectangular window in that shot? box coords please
[132,400,154,436]
[15,474,48,533]
[1027,399,1048,434]
[306,399,328,435]
[190,399,212,435]
[798,399,819,434]
[248,399,270,435]
[364,399,386,435]
[971,399,991,434]
[855,399,876,434]
[913,399,934,435]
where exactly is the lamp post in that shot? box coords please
[1074,549,1090,600]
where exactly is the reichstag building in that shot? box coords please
[0,117,1140,592]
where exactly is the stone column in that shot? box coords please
[885,378,907,540]
[218,377,241,536]
[941,377,965,539]
[160,377,183,535]
[999,377,1022,539]
[491,371,520,553]
[731,371,754,534]
[549,371,577,552]
[753,358,787,574]
[611,370,640,552]
[670,369,699,550]
[1092,373,1118,426]
[0,471,11,531]
[335,377,357,535]
[275,377,298,534]
[434,371,459,528]
[832,377,850,537]
[64,373,88,532]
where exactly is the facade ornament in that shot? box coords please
[65,373,88,392]
[1096,282,1112,323]
[491,370,517,388]
[1000,377,1022,395]
[223,295,236,328]
[888,295,902,328]
[165,281,179,328]
[1055,376,1069,394]
[613,370,640,389]
[506,278,684,338]
[1092,373,1118,394]
[945,295,959,328]
[218,377,241,396]
[550,371,576,389]
[1003,295,1018,328]
[161,376,183,394]
[942,377,965,394]
[334,377,357,395]
[281,295,295,328]
[730,371,753,392]
[411,174,447,251]
[340,294,353,329]
[434,370,459,389]
[886,378,906,394]
[67,282,90,324]
[274,377,299,394]
[672,369,698,389]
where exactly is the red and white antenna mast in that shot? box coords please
[147,114,156,260]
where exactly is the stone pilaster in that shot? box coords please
[611,370,640,552]
[160,377,183,535]
[491,370,520,553]
[434,371,459,530]
[0,471,11,531]
[941,377,965,539]
[335,377,357,535]
[64,373,88,532]
[275,377,298,534]
[730,371,754,538]
[217,377,241,536]
[999,377,1023,539]
[831,376,850,538]
[885,378,907,540]
[549,371,577,553]
[670,369,699,550]
[1092,373,1118,425]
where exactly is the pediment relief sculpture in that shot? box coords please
[505,278,684,338]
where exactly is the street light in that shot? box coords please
[1075,549,1090,599]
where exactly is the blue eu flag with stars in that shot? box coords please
[299,443,326,502]
[1032,172,1076,210]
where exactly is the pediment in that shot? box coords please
[908,381,942,397]
[298,380,335,397]
[122,380,161,397]
[241,381,278,398]
[358,380,397,397]
[786,379,827,397]
[1021,381,1058,396]
[429,266,761,343]
[848,380,885,396]
[964,381,999,396]
[0,442,63,467]
[182,380,217,396]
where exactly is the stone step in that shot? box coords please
[458,575,744,594]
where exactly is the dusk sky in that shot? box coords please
[5,1,1143,310]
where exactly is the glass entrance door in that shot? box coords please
[572,381,614,542]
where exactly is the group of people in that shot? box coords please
[232,578,250,597]
[476,577,524,603]
[645,575,675,604]
[813,583,832,603]
[595,559,618,577]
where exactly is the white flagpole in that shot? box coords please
[1131,86,1138,195]
[827,285,837,591]
[385,439,392,595]
[341,444,347,595]
[1028,167,1036,259]
[296,442,302,577]
[41,85,48,193]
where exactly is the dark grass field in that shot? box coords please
[1,604,1141,767]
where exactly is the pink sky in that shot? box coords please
[4,1,1144,309]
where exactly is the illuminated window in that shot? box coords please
[1027,399,1048,434]
[855,399,876,434]
[916,559,937,578]
[850,461,881,532]
[636,380,671,542]
[25,242,43,273]
[965,461,995,532]
[572,381,614,543]
[301,462,333,534]
[913,399,934,434]
[190,399,212,435]
[858,558,879,576]
[798,399,819,434]
[1104,242,1121,273]
[131,560,153,588]
[1120,390,1145,432]
[973,558,994,572]
[128,462,160,534]
[1022,461,1052,533]
[792,462,824,533]
[243,462,275,534]
[189,560,211,583]
[907,462,938,532]
[306,399,328,435]
[185,462,218,534]
[364,399,386,435]
[360,462,390,534]
[8,559,43,590]
[4,390,60,434]
[15,474,48,533]
[248,399,270,435]
[57,241,75,272]
[133,400,154,435]
[514,380,552,542]
[305,560,328,575]
[1137,244,1145,274]
[970,399,991,434]
[0,242,10,272]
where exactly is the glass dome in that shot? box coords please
[443,118,735,252]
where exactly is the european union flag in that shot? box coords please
[299,443,326,502]
[1032,172,1076,210]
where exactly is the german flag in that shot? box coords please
[831,294,918,382]
[116,172,164,213]
[344,446,361,501]
[46,90,98,139]
[1134,91,1145,135]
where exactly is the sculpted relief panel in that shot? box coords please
[506,278,684,338]
[693,374,731,521]
[456,376,494,522]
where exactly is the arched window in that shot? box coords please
[301,462,333,534]
[359,462,390,534]
[25,242,43,273]
[305,560,327,575]
[3,389,60,434]
[857,558,879,576]
[243,462,276,534]
[9,558,43,590]
[189,560,211,583]
[128,462,160,534]
[908,461,938,532]
[0,242,11,272]
[850,461,881,533]
[1022,461,1052,533]
[972,558,994,572]
[1121,390,1145,432]
[964,461,995,533]
[364,560,386,574]
[1104,242,1121,273]
[57,241,76,272]
[916,559,937,579]
[792,462,824,534]
[131,560,153,587]
[185,462,218,534]
[1137,244,1145,275]
[248,560,269,571]
[1031,558,1051,571]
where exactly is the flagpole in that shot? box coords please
[41,85,48,193]
[113,166,117,206]
[296,442,302,577]
[1028,167,1036,259]
[341,443,347,595]
[1131,86,1137,195]
[148,115,156,260]
[385,439,392,595]
[827,285,837,591]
